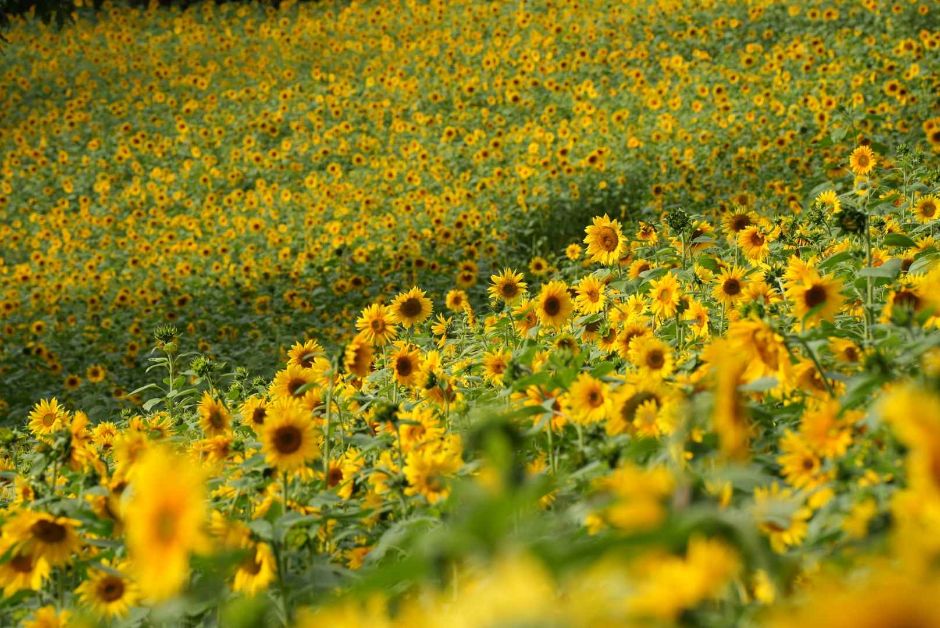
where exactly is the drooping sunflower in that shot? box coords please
[583,214,626,265]
[628,336,674,379]
[849,145,876,176]
[233,542,277,596]
[1,510,82,567]
[355,303,398,346]
[712,267,748,307]
[344,335,375,378]
[75,560,139,618]
[566,372,612,424]
[574,274,607,314]
[197,391,232,437]
[914,194,939,223]
[27,398,67,437]
[390,287,433,328]
[261,398,319,472]
[535,280,574,329]
[125,445,207,602]
[488,268,527,304]
[648,272,681,319]
[390,343,423,387]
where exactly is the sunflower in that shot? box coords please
[628,336,674,379]
[628,259,653,279]
[565,243,582,260]
[344,335,375,378]
[815,189,841,213]
[777,431,825,490]
[22,607,70,628]
[125,445,207,601]
[390,286,433,328]
[2,510,82,566]
[233,542,277,596]
[683,299,711,338]
[738,226,772,261]
[75,560,139,618]
[269,363,315,400]
[240,396,268,433]
[607,378,674,436]
[914,194,939,223]
[567,373,612,424]
[197,391,232,437]
[403,439,462,504]
[614,321,652,360]
[849,145,876,176]
[710,347,751,460]
[528,256,550,276]
[787,272,844,326]
[535,280,574,329]
[287,339,324,371]
[262,397,319,472]
[355,303,398,346]
[63,374,81,390]
[0,542,50,597]
[574,274,607,314]
[583,214,626,264]
[753,484,812,553]
[482,349,511,385]
[712,267,748,307]
[648,272,681,319]
[488,268,527,304]
[390,343,423,387]
[721,209,756,241]
[86,364,107,383]
[445,289,469,312]
[27,398,67,437]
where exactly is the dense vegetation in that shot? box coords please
[0,0,939,625]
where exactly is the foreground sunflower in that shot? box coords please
[125,445,207,601]
[261,397,319,472]
[1,510,82,567]
[233,542,277,596]
[390,286,433,328]
[584,214,626,265]
[535,281,574,329]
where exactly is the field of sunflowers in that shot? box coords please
[1,0,939,625]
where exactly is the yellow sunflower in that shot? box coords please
[287,339,324,371]
[390,286,433,328]
[355,303,398,346]
[344,335,375,378]
[488,268,527,304]
[240,396,268,433]
[712,267,748,307]
[535,280,574,329]
[574,274,607,314]
[815,189,841,213]
[848,145,876,176]
[628,336,674,379]
[261,398,319,472]
[27,398,67,437]
[0,543,49,597]
[233,542,277,596]
[1,510,82,567]
[787,272,844,326]
[482,349,511,385]
[269,363,316,400]
[648,272,681,319]
[566,373,612,424]
[914,194,939,223]
[197,391,232,437]
[390,343,423,387]
[583,214,626,265]
[75,560,139,618]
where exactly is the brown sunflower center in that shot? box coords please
[597,226,619,251]
[396,356,414,377]
[731,214,751,231]
[543,296,561,316]
[252,407,267,425]
[500,282,519,298]
[646,350,665,370]
[587,390,603,407]
[370,319,386,333]
[723,278,741,296]
[327,466,344,487]
[97,576,126,602]
[11,554,34,573]
[287,377,307,396]
[241,549,263,575]
[894,290,921,311]
[803,284,828,309]
[620,392,660,423]
[921,201,936,218]
[31,519,67,544]
[399,297,423,318]
[208,410,226,429]
[274,425,303,454]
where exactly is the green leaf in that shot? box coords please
[882,233,917,249]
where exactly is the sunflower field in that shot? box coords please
[1,0,939,625]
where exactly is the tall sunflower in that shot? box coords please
[355,303,398,346]
[27,398,67,437]
[261,398,319,472]
[535,281,574,329]
[390,287,433,328]
[125,445,207,602]
[849,145,876,176]
[584,214,626,265]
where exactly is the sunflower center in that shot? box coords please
[500,282,519,298]
[396,356,414,377]
[31,519,67,544]
[370,319,386,333]
[287,377,307,396]
[300,354,315,368]
[920,201,936,218]
[803,284,828,308]
[543,296,561,316]
[274,425,303,454]
[894,290,921,311]
[241,549,263,575]
[620,392,659,423]
[327,466,344,487]
[41,412,57,427]
[400,297,422,318]
[11,554,34,573]
[749,231,765,246]
[98,576,126,602]
[587,390,603,407]
[731,214,751,231]
[208,410,225,429]
[646,350,665,369]
[252,407,267,425]
[802,457,816,471]
[856,154,869,168]
[597,226,619,251]
[723,278,741,296]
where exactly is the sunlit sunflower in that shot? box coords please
[738,226,772,261]
[614,321,652,360]
[849,145,876,176]
[583,214,626,264]
[535,280,574,329]
[233,542,277,596]
[390,343,423,387]
[567,373,612,424]
[445,289,469,312]
[269,363,315,400]
[197,391,232,437]
[262,398,319,472]
[565,243,582,260]
[721,209,756,241]
[574,274,607,314]
[355,303,398,346]
[125,445,207,601]
[344,335,375,378]
[482,349,511,385]
[390,287,433,328]
[712,267,748,307]
[4,510,81,568]
[240,396,268,433]
[75,560,139,618]
[787,273,844,326]
[287,339,324,371]
[27,398,67,437]
[815,189,841,213]
[488,268,527,304]
[914,194,939,223]
[648,272,681,319]
[629,336,674,379]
